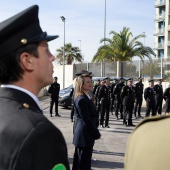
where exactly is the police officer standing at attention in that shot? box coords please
[133,77,144,118]
[0,5,69,170]
[92,79,100,106]
[113,78,125,119]
[144,79,156,117]
[98,77,111,128]
[110,78,118,114]
[163,84,170,114]
[48,76,60,117]
[121,78,135,126]
[154,79,163,115]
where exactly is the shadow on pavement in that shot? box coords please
[93,150,124,157]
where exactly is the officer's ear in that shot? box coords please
[20,52,34,71]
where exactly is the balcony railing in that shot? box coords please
[154,28,165,35]
[155,0,165,7]
[155,14,165,21]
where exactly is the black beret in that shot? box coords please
[54,77,58,80]
[75,70,92,76]
[158,79,162,81]
[148,79,154,83]
[0,5,58,58]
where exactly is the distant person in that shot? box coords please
[48,76,60,117]
[92,79,100,106]
[0,5,69,170]
[72,74,101,170]
[154,79,163,115]
[110,78,118,114]
[113,78,125,119]
[133,77,144,118]
[121,78,135,126]
[144,79,156,117]
[98,77,111,128]
[163,84,170,114]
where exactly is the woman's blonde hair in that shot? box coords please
[74,74,92,100]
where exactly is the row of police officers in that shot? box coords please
[93,77,170,127]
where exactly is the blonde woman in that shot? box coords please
[72,74,101,170]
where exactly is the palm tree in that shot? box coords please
[56,43,83,65]
[92,27,156,76]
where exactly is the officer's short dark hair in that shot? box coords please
[0,43,39,84]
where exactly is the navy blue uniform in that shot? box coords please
[0,88,70,170]
[110,82,117,113]
[144,87,156,117]
[113,82,125,119]
[98,85,111,127]
[134,82,144,117]
[48,82,60,116]
[121,86,135,126]
[154,84,163,115]
[163,87,170,114]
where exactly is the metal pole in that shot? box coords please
[61,16,65,89]
[103,0,106,76]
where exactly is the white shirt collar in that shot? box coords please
[1,84,41,109]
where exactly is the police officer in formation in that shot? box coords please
[154,79,163,115]
[98,77,111,128]
[144,79,156,117]
[48,77,60,117]
[113,78,125,119]
[110,78,118,114]
[92,79,101,106]
[95,79,105,116]
[121,78,135,126]
[133,77,144,118]
[163,85,170,114]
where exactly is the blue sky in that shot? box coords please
[0,0,155,62]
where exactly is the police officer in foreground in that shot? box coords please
[163,84,170,114]
[110,78,118,114]
[0,5,69,170]
[121,78,135,126]
[133,77,144,118]
[144,79,156,117]
[154,79,163,115]
[48,76,60,117]
[113,77,125,119]
[98,77,111,128]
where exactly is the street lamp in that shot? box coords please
[143,32,145,46]
[60,16,65,89]
[103,0,106,76]
[78,40,81,53]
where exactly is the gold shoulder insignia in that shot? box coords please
[23,103,29,108]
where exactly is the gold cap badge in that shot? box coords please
[21,38,27,44]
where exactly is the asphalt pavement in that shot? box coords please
[39,96,147,170]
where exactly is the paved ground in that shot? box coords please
[39,96,151,170]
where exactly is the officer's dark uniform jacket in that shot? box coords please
[144,87,156,103]
[0,88,70,170]
[48,82,60,97]
[134,82,144,99]
[154,84,163,97]
[163,87,170,113]
[121,86,135,106]
[113,82,125,99]
[98,85,111,102]
[73,94,100,147]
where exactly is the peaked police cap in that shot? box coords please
[0,5,59,58]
